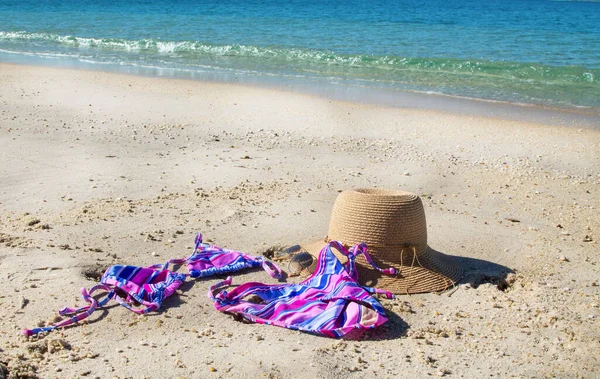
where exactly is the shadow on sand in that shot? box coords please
[454,255,515,291]
[356,254,515,341]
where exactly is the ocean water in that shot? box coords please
[1,0,599,113]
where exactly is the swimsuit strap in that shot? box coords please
[162,257,188,270]
[324,241,396,299]
[20,284,112,336]
[194,232,204,248]
[306,240,344,277]
[259,257,283,279]
[208,276,233,301]
[325,241,397,277]
[111,293,159,314]
[351,243,398,276]
[350,244,397,299]
[360,284,395,299]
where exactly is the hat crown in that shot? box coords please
[327,189,428,249]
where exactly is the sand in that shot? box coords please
[0,63,598,378]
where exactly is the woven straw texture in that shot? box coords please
[302,189,463,294]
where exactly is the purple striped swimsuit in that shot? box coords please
[209,241,397,338]
[185,234,281,279]
[21,234,281,336]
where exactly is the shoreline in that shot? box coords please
[1,59,598,130]
[1,63,599,378]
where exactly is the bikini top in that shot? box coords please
[209,241,398,338]
[21,234,282,336]
[184,234,281,279]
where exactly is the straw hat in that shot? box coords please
[301,188,463,294]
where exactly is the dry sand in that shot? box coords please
[0,63,599,378]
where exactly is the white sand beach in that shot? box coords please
[0,63,599,378]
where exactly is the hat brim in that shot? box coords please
[300,239,463,294]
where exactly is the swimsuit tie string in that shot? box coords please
[20,284,111,337]
[208,276,233,301]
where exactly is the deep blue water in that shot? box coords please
[1,0,599,111]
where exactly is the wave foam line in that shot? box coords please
[1,30,597,84]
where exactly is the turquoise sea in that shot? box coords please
[1,0,599,114]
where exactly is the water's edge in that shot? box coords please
[2,54,598,130]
